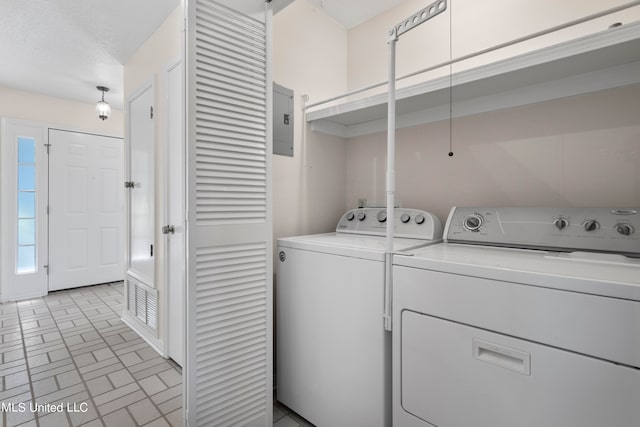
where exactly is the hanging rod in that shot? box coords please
[305,0,640,110]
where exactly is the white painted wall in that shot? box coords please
[273,0,349,241]
[347,0,640,96]
[0,88,123,303]
[346,84,640,222]
[123,6,182,348]
[341,0,640,223]
[0,86,123,136]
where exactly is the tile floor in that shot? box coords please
[272,402,313,427]
[1,282,310,427]
[0,282,182,427]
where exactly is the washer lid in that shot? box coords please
[394,243,640,301]
[278,233,439,261]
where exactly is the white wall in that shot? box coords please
[273,0,349,240]
[0,86,124,136]
[346,84,640,222]
[347,0,640,96]
[0,87,123,302]
[341,0,640,223]
[123,6,182,345]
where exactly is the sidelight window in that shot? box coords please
[17,137,37,274]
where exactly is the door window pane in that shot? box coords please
[18,192,35,218]
[18,137,35,163]
[18,219,36,245]
[17,246,36,274]
[18,165,35,191]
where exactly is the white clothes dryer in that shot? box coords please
[276,208,442,427]
[393,207,640,427]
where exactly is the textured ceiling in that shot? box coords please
[0,0,398,110]
[0,0,180,109]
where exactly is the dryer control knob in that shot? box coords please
[583,220,599,232]
[463,214,483,232]
[616,223,634,236]
[377,211,387,223]
[357,212,366,221]
[346,212,355,221]
[400,213,411,223]
[553,217,569,231]
[415,214,426,225]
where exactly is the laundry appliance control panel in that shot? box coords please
[336,208,443,240]
[445,207,640,256]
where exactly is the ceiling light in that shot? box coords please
[96,86,111,120]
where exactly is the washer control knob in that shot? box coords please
[553,217,569,231]
[415,214,425,225]
[616,223,634,236]
[346,212,355,221]
[400,213,411,223]
[463,214,483,232]
[377,211,387,223]
[583,220,600,232]
[357,212,366,221]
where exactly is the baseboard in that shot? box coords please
[121,310,167,358]
[1,290,47,304]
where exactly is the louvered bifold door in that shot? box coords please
[185,1,273,426]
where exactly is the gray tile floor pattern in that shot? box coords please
[0,282,312,427]
[0,282,182,427]
[272,402,314,427]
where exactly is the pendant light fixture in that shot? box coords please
[96,86,111,120]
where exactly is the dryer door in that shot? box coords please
[400,310,640,427]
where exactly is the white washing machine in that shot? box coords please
[276,208,443,427]
[393,207,640,427]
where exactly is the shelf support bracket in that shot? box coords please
[384,0,447,332]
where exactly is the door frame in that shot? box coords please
[162,56,186,365]
[47,128,125,291]
[0,118,48,302]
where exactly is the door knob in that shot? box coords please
[162,225,175,235]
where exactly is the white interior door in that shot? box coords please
[166,60,185,366]
[128,84,155,286]
[185,1,273,425]
[48,130,125,291]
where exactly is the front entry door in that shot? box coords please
[48,129,125,291]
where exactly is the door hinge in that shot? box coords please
[150,106,154,119]
[44,265,49,275]
[384,315,392,331]
[44,143,51,154]
[46,205,49,215]
[150,244,154,257]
